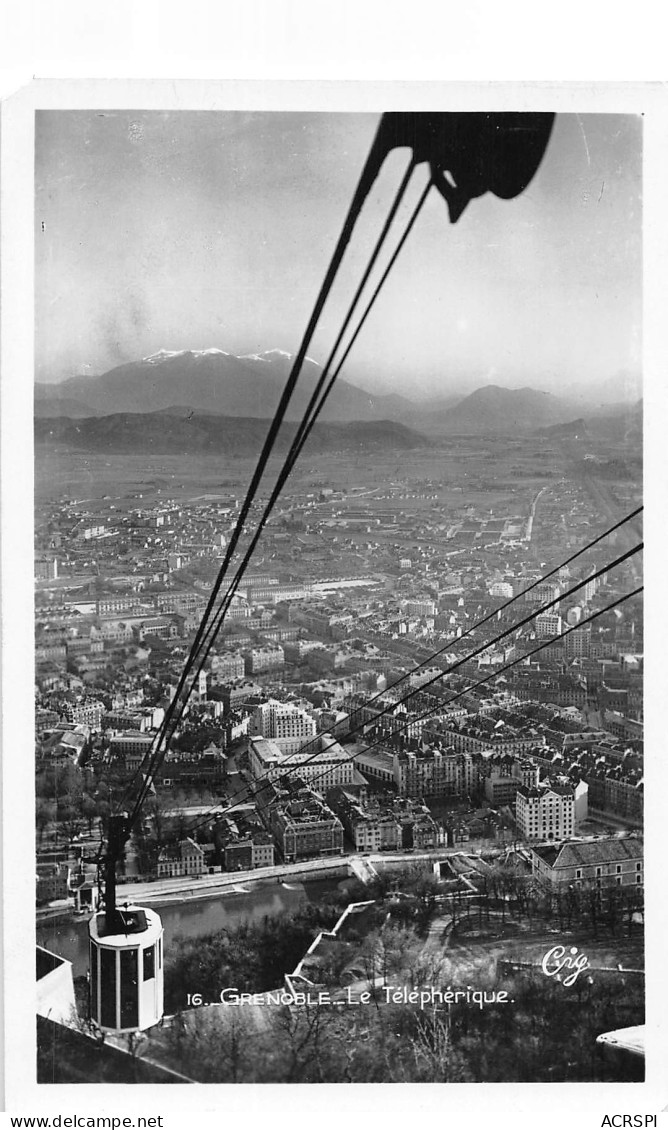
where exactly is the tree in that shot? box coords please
[36,799,56,843]
[81,794,98,834]
[413,872,441,927]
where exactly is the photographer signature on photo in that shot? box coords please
[541,944,591,987]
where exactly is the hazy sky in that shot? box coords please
[35,110,642,398]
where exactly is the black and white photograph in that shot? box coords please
[2,70,666,1121]
[27,99,647,1086]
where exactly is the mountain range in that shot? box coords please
[35,348,420,427]
[34,410,432,456]
[34,347,641,436]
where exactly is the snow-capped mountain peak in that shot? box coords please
[144,346,321,368]
[144,349,187,364]
[240,348,320,366]
[143,347,230,364]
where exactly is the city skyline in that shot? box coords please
[35,110,642,400]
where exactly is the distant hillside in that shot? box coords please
[34,396,100,419]
[34,410,433,456]
[431,385,578,433]
[585,399,643,443]
[35,348,634,434]
[535,417,591,438]
[34,348,419,425]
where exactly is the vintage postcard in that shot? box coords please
[1,78,666,1125]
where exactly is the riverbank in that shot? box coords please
[35,846,504,927]
[35,849,466,974]
[97,847,464,905]
[37,877,334,976]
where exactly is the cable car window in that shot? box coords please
[120,949,138,1029]
[100,948,116,1029]
[143,944,155,981]
[90,943,97,1016]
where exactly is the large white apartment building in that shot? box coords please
[535,611,562,639]
[401,598,436,618]
[515,781,588,841]
[252,699,317,756]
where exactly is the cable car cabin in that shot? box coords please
[89,905,164,1034]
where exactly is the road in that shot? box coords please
[560,443,643,584]
[107,847,491,908]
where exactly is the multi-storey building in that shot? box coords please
[36,862,70,905]
[290,606,354,640]
[95,595,139,615]
[136,616,179,641]
[583,571,599,604]
[248,644,285,674]
[352,748,396,786]
[251,833,275,869]
[344,693,428,742]
[530,836,643,890]
[482,757,540,806]
[563,625,591,658]
[247,583,311,604]
[515,781,587,841]
[326,787,386,852]
[222,597,251,621]
[423,720,545,757]
[392,746,475,799]
[401,598,436,618]
[535,611,562,638]
[60,699,106,730]
[35,642,68,664]
[282,638,322,664]
[408,665,443,689]
[257,779,344,863]
[583,770,643,823]
[252,699,317,755]
[158,744,225,789]
[157,838,206,878]
[107,731,155,773]
[103,710,149,733]
[249,734,354,790]
[156,591,207,615]
[306,644,354,675]
[524,581,560,607]
[102,705,165,732]
[327,785,441,852]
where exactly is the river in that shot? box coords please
[36,878,344,977]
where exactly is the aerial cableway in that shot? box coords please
[87,110,592,1036]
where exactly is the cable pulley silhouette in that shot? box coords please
[353,112,555,222]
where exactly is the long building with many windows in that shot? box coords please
[255,778,344,863]
[529,836,643,890]
[249,733,354,790]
